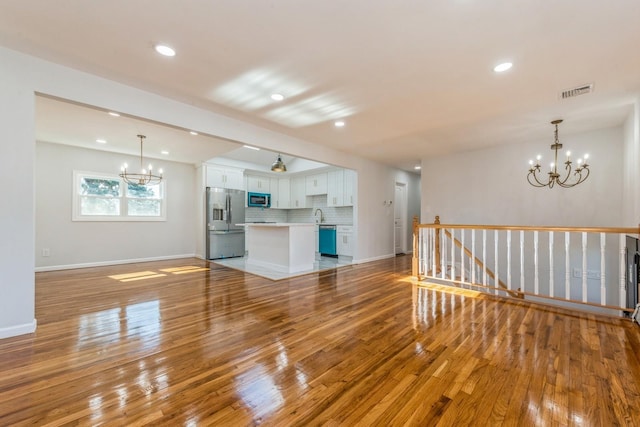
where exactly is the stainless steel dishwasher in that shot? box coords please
[318,224,337,257]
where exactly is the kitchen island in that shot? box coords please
[245,223,316,273]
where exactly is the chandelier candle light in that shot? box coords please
[527,119,590,188]
[120,134,163,185]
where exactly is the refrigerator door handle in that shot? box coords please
[227,194,231,224]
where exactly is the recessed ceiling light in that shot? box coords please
[96,139,107,144]
[493,62,513,73]
[334,120,345,127]
[155,44,176,57]
[108,111,120,117]
[243,145,260,151]
[414,165,421,170]
[190,131,198,136]
[161,150,170,155]
[271,93,284,101]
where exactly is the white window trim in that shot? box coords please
[72,170,167,222]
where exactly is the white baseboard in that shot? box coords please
[35,253,197,272]
[0,319,37,339]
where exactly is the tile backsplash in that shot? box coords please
[245,195,353,225]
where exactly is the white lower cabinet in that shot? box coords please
[336,226,353,257]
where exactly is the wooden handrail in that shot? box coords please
[417,223,639,234]
[442,229,522,299]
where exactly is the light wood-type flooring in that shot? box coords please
[1,255,640,426]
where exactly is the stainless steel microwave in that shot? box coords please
[247,192,271,208]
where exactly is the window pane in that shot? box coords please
[127,183,161,199]
[80,196,120,216]
[80,178,120,197]
[128,199,161,216]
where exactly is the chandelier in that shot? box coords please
[119,134,163,185]
[271,153,287,172]
[527,119,590,188]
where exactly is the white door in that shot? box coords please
[394,183,406,254]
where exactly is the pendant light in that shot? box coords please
[271,153,287,172]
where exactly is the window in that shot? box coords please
[73,171,166,221]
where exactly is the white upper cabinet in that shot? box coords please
[343,169,355,206]
[246,174,271,193]
[305,173,328,196]
[206,165,244,190]
[327,170,344,207]
[290,176,309,209]
[270,177,290,209]
[327,169,355,207]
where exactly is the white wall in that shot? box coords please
[623,99,640,226]
[35,142,197,269]
[0,45,412,338]
[421,126,624,227]
[0,53,36,338]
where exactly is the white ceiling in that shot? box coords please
[2,1,640,171]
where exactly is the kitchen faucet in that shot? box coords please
[314,208,324,223]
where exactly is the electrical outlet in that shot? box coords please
[42,248,50,257]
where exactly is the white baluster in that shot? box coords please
[600,233,606,305]
[450,228,455,281]
[507,230,512,291]
[482,230,487,287]
[520,230,525,293]
[432,228,436,277]
[620,235,626,309]
[582,232,588,303]
[472,230,476,284]
[461,230,465,284]
[494,230,499,295]
[440,228,447,279]
[565,232,571,299]
[534,231,539,295]
[549,232,554,298]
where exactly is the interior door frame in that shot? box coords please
[394,182,408,254]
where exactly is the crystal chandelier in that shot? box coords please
[527,120,590,188]
[119,135,163,185]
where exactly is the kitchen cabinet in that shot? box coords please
[343,169,355,206]
[246,174,270,193]
[290,176,308,209]
[327,170,345,207]
[327,169,356,207]
[337,225,354,257]
[206,165,244,190]
[270,177,290,209]
[305,173,327,196]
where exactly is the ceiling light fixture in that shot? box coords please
[96,139,107,144]
[161,150,169,155]
[414,165,421,170]
[190,131,198,136]
[119,135,163,185]
[108,112,120,117]
[334,120,345,127]
[527,120,590,188]
[494,62,513,72]
[243,145,260,151]
[155,44,176,57]
[271,153,287,173]
[271,93,284,101]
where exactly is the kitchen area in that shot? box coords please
[202,154,356,280]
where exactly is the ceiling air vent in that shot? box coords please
[560,83,594,99]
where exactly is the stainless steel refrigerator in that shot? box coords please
[206,187,246,259]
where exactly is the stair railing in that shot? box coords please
[412,215,639,316]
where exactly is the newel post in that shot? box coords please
[434,215,441,274]
[412,215,419,277]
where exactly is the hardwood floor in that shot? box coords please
[1,256,639,426]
